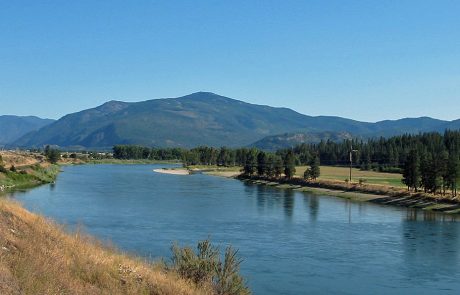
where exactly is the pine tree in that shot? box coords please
[308,155,321,180]
[283,151,296,179]
[402,149,421,191]
[273,155,283,178]
[256,152,267,176]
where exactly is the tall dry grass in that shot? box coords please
[0,200,212,295]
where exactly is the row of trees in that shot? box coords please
[113,145,321,180]
[402,149,460,196]
[113,145,184,161]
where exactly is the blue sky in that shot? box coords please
[1,0,459,122]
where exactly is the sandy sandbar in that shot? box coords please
[153,168,190,175]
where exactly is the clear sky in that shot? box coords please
[1,0,459,122]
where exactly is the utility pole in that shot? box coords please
[349,143,358,183]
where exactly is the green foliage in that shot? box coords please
[306,155,321,180]
[243,149,257,176]
[170,239,250,295]
[256,152,267,176]
[273,155,283,178]
[0,154,6,174]
[402,149,421,191]
[283,151,296,179]
[0,165,7,174]
[44,145,61,164]
[0,164,59,189]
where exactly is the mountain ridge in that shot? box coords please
[0,115,55,145]
[10,92,460,149]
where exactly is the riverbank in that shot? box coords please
[0,151,60,193]
[0,200,209,295]
[238,175,460,214]
[0,153,218,295]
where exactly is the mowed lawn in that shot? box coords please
[296,166,404,188]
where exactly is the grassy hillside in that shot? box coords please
[0,200,210,295]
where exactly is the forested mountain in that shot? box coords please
[0,116,54,145]
[251,131,354,151]
[11,92,460,149]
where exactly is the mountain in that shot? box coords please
[251,131,354,151]
[0,116,55,145]
[11,92,460,149]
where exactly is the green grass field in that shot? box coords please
[296,166,404,188]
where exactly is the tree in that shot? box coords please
[283,151,296,179]
[256,152,267,176]
[420,151,431,193]
[402,149,421,191]
[265,154,275,177]
[0,154,5,173]
[44,145,61,164]
[243,150,257,176]
[308,155,321,180]
[446,153,460,197]
[273,155,283,178]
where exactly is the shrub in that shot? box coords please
[0,164,7,174]
[170,239,250,295]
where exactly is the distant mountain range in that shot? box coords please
[0,116,54,146]
[6,92,460,149]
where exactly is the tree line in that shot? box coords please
[112,145,321,180]
[112,130,460,195]
[282,131,460,174]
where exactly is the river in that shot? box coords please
[8,164,460,295]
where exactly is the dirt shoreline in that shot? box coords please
[237,175,460,215]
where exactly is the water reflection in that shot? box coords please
[282,190,294,218]
[246,183,295,219]
[405,208,460,222]
[402,216,460,283]
[303,195,319,222]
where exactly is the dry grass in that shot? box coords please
[0,151,44,169]
[0,200,212,295]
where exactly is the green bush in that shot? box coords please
[0,165,7,174]
[170,239,250,295]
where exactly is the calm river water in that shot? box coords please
[8,164,460,295]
